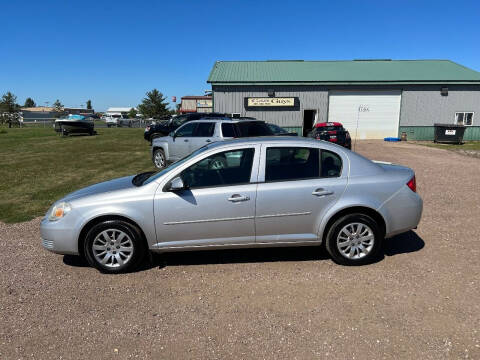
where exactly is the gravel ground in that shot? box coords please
[1,140,479,360]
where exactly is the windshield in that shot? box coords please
[172,115,188,127]
[141,145,211,185]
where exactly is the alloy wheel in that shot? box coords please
[336,222,375,260]
[92,229,134,268]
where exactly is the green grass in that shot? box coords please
[421,141,480,151]
[0,127,154,223]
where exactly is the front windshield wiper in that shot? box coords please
[132,171,157,186]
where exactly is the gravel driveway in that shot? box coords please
[1,140,479,360]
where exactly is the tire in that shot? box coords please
[325,213,383,266]
[152,148,166,169]
[84,220,147,274]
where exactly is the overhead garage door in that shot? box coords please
[328,91,402,139]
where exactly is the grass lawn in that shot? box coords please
[0,127,154,223]
[420,141,480,151]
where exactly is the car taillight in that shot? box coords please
[407,176,416,193]
[327,130,337,134]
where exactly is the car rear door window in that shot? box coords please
[235,122,273,137]
[321,150,342,177]
[175,122,197,137]
[221,123,236,137]
[194,122,215,137]
[265,147,319,182]
[181,148,255,188]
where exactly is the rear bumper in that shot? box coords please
[378,186,423,238]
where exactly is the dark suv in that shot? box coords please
[144,112,226,143]
[308,122,351,149]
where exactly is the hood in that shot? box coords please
[62,175,136,202]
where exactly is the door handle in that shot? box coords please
[312,188,334,197]
[228,194,250,202]
[184,139,189,142]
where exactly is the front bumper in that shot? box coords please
[40,217,80,255]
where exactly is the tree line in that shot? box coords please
[0,88,174,127]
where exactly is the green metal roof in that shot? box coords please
[207,60,480,85]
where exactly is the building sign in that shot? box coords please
[196,99,212,108]
[247,97,295,107]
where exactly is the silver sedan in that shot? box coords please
[41,137,422,273]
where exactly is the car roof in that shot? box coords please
[187,118,265,123]
[205,136,338,149]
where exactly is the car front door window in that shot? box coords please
[175,123,196,137]
[181,148,255,189]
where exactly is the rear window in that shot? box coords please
[316,125,344,132]
[235,122,273,137]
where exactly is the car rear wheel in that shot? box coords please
[153,148,166,169]
[325,213,383,265]
[84,220,146,274]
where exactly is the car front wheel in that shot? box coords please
[153,148,166,169]
[325,213,383,265]
[84,220,146,274]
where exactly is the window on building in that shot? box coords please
[455,112,474,126]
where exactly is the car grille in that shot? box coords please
[41,238,54,249]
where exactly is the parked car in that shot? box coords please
[267,123,298,136]
[143,112,226,143]
[41,137,422,273]
[104,114,125,127]
[309,122,351,149]
[151,118,274,169]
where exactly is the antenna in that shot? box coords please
[354,105,360,151]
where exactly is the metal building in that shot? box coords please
[207,60,480,140]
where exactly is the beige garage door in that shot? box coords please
[328,91,402,139]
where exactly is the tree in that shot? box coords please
[0,92,21,128]
[86,100,92,110]
[175,103,181,114]
[53,99,63,112]
[24,97,36,107]
[127,107,137,119]
[137,89,170,119]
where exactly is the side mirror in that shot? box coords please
[168,176,186,191]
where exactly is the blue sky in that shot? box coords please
[1,0,479,111]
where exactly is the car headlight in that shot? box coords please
[48,202,72,221]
